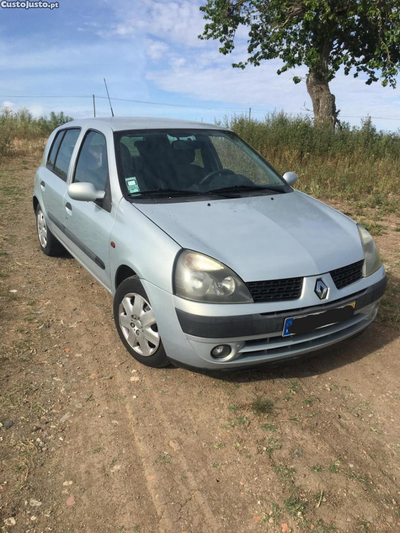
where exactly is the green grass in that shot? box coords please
[287,380,303,395]
[283,493,308,516]
[329,459,341,473]
[274,464,296,483]
[265,438,281,457]
[378,273,400,329]
[348,471,371,484]
[156,452,171,465]
[311,464,323,473]
[261,423,277,432]
[236,415,249,425]
[250,396,274,415]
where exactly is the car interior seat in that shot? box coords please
[171,140,206,188]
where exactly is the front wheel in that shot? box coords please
[113,276,170,368]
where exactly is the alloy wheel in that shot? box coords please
[37,209,48,248]
[118,293,160,356]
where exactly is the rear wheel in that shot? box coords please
[114,276,170,368]
[35,204,65,256]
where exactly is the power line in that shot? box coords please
[1,94,400,121]
[339,115,400,122]
[302,109,400,122]
[0,94,252,111]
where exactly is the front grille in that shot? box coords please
[330,260,364,290]
[247,277,303,303]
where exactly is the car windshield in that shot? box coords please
[114,129,286,198]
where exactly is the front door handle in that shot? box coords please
[65,202,72,215]
[40,181,45,191]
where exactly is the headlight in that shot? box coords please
[174,250,253,303]
[357,225,381,277]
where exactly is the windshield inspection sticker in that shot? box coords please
[125,177,140,194]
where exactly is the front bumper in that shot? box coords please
[142,267,386,370]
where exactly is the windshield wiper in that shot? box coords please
[209,184,285,194]
[128,188,234,199]
[128,188,206,197]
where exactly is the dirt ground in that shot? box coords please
[0,156,399,533]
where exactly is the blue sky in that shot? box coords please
[1,0,400,130]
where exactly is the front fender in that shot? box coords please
[110,199,181,295]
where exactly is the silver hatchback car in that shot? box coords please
[33,117,386,370]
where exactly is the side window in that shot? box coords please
[47,130,65,169]
[74,131,108,192]
[53,129,81,181]
[193,148,204,168]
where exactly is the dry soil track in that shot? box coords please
[0,158,399,533]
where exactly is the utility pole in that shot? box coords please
[93,94,96,118]
[249,107,251,121]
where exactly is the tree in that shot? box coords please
[199,1,400,128]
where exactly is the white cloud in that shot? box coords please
[147,58,307,109]
[100,0,206,47]
[145,39,169,61]
[146,54,400,128]
[2,100,16,109]
[1,100,45,117]
[1,0,399,129]
[92,0,400,128]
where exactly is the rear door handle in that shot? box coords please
[40,181,45,191]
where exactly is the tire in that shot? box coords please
[113,276,170,368]
[35,204,65,257]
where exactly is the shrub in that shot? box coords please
[223,112,400,209]
[0,107,73,158]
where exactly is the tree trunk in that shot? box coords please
[306,68,338,129]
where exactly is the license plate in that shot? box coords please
[282,301,356,337]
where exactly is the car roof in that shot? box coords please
[63,117,228,132]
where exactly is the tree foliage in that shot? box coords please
[200,1,400,125]
[200,0,400,85]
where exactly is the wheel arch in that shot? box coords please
[115,264,138,290]
[33,195,39,213]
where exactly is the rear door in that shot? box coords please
[63,129,114,290]
[41,128,81,243]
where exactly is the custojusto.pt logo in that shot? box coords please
[1,1,59,9]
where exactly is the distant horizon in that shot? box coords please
[1,0,399,132]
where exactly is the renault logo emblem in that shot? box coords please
[315,279,328,300]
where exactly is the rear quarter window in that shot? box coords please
[47,130,65,168]
[51,128,81,181]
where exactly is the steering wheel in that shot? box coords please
[198,168,235,187]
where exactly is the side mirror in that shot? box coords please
[68,182,105,202]
[283,171,298,187]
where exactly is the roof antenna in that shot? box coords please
[103,78,114,117]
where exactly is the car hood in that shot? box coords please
[135,191,364,281]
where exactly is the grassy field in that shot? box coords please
[0,108,72,158]
[226,113,400,215]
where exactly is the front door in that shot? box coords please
[64,129,114,290]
